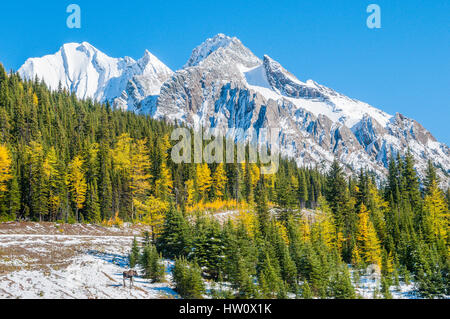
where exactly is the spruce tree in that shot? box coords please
[329,265,355,299]
[325,159,348,228]
[173,257,206,299]
[129,236,140,268]
[157,206,191,258]
[142,244,165,282]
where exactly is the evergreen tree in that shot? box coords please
[298,171,309,208]
[173,257,206,299]
[255,178,270,236]
[142,244,165,282]
[325,160,348,228]
[300,281,313,299]
[129,236,140,268]
[329,265,355,299]
[157,206,191,258]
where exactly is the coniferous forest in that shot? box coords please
[0,64,448,299]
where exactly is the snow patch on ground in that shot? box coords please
[0,232,178,299]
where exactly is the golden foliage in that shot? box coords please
[32,92,39,107]
[185,179,196,207]
[111,133,132,172]
[423,181,449,241]
[0,144,12,194]
[130,139,152,197]
[356,204,382,267]
[102,211,124,227]
[351,245,363,267]
[213,163,227,199]
[196,163,212,200]
[67,156,87,210]
[275,220,289,245]
[313,196,337,250]
[43,147,61,216]
[140,195,168,238]
[298,217,311,242]
[155,161,173,200]
[186,199,249,215]
[235,208,257,237]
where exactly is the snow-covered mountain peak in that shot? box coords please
[137,49,172,77]
[71,41,98,54]
[19,42,173,111]
[184,34,236,67]
[184,34,261,69]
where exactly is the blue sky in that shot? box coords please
[0,0,449,144]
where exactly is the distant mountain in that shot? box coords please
[18,34,450,187]
[18,42,173,113]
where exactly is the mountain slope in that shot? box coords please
[17,35,450,187]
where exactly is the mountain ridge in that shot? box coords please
[17,34,450,188]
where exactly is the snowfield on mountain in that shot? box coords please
[18,34,450,187]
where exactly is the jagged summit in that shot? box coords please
[184,34,237,67]
[184,33,261,69]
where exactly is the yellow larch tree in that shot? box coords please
[67,156,87,222]
[155,134,173,202]
[155,160,173,201]
[213,163,227,200]
[298,217,311,242]
[275,220,289,245]
[249,164,260,188]
[235,209,258,238]
[130,139,152,221]
[32,92,39,107]
[247,163,260,202]
[138,195,168,241]
[111,133,132,172]
[356,204,382,267]
[43,147,61,220]
[185,179,196,207]
[0,144,12,195]
[313,196,337,250]
[196,163,212,202]
[423,181,449,242]
[159,134,171,158]
[351,245,363,268]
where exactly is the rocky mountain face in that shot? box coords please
[18,34,450,187]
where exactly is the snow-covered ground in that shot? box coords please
[0,223,178,299]
[353,270,418,299]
